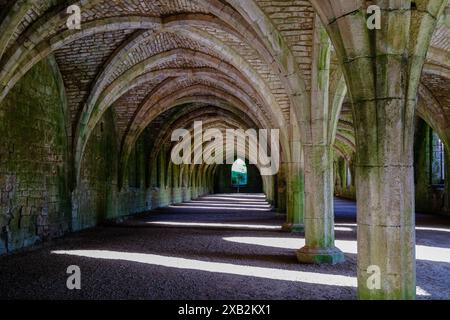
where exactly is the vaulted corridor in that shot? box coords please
[0,0,449,301]
[1,196,449,300]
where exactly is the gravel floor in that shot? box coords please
[0,194,449,300]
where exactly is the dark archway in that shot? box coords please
[214,161,263,194]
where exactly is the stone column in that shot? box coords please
[296,17,341,260]
[290,161,305,232]
[297,144,344,263]
[338,158,347,195]
[282,116,305,233]
[276,163,287,214]
[414,120,431,212]
[444,150,450,213]
[182,165,191,202]
[309,0,447,299]
[264,176,275,205]
[281,162,293,231]
[191,166,199,199]
[283,161,304,232]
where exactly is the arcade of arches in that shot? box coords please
[0,0,449,300]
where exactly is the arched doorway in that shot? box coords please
[231,159,248,191]
[214,160,263,194]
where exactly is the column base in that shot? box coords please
[281,223,292,232]
[281,223,304,233]
[357,286,415,300]
[297,246,345,265]
[291,224,304,233]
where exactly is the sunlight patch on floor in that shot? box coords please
[223,236,450,263]
[179,202,271,208]
[52,249,432,297]
[168,205,271,211]
[52,250,356,288]
[147,221,281,230]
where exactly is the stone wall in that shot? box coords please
[0,58,71,254]
[414,119,450,215]
[0,58,197,255]
[72,108,119,231]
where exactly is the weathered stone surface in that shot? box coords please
[0,58,71,254]
[0,0,448,301]
[310,0,448,299]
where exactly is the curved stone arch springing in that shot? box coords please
[85,63,253,137]
[145,99,283,191]
[328,69,348,145]
[147,116,262,192]
[185,119,280,180]
[308,0,448,300]
[335,133,356,152]
[0,1,300,202]
[0,7,303,162]
[0,0,158,63]
[167,117,254,164]
[424,61,450,79]
[0,2,303,200]
[89,56,259,124]
[167,26,288,123]
[112,70,286,160]
[80,25,290,126]
[76,66,278,186]
[215,0,311,133]
[74,37,292,185]
[0,0,307,162]
[333,143,351,162]
[126,94,286,191]
[162,93,271,133]
[147,106,258,166]
[118,80,277,163]
[0,4,297,128]
[81,27,264,121]
[426,47,450,76]
[0,0,34,59]
[0,0,104,65]
[0,16,162,101]
[328,70,450,169]
[419,65,450,149]
[0,0,306,110]
[117,87,290,189]
[85,12,287,110]
[329,68,450,159]
[417,83,450,149]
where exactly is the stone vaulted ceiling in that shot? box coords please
[0,0,449,166]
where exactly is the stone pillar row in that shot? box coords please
[308,0,447,299]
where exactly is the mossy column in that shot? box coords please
[285,161,304,232]
[283,126,305,233]
[298,20,343,262]
[414,119,431,212]
[297,145,344,263]
[310,0,447,299]
[445,150,450,212]
[281,161,295,231]
[276,163,287,214]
